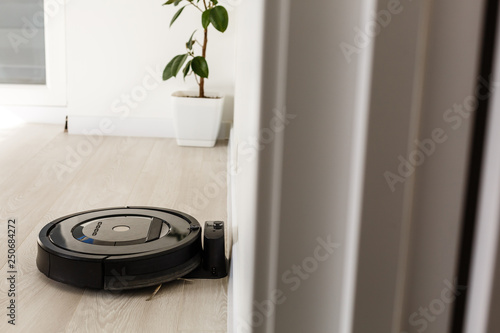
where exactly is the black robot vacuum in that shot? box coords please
[36,206,228,290]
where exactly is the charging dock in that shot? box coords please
[36,206,228,290]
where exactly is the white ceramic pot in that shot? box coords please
[171,91,224,147]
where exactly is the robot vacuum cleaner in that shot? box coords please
[36,206,227,290]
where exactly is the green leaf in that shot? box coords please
[186,30,197,50]
[211,0,218,5]
[210,6,228,32]
[183,60,192,79]
[163,59,176,81]
[172,54,189,77]
[163,54,189,80]
[202,9,211,29]
[170,5,186,27]
[174,0,183,5]
[191,56,209,78]
[162,0,176,5]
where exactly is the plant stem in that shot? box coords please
[199,27,208,98]
[187,1,203,12]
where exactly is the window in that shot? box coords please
[0,0,47,85]
[0,0,66,106]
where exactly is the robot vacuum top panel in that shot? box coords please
[37,207,202,290]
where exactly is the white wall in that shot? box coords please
[230,0,265,331]
[65,0,235,123]
[1,0,235,129]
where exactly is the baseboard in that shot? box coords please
[68,115,231,139]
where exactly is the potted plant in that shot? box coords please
[162,0,229,147]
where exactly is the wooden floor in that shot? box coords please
[0,123,229,333]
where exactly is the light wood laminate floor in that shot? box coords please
[0,123,229,333]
